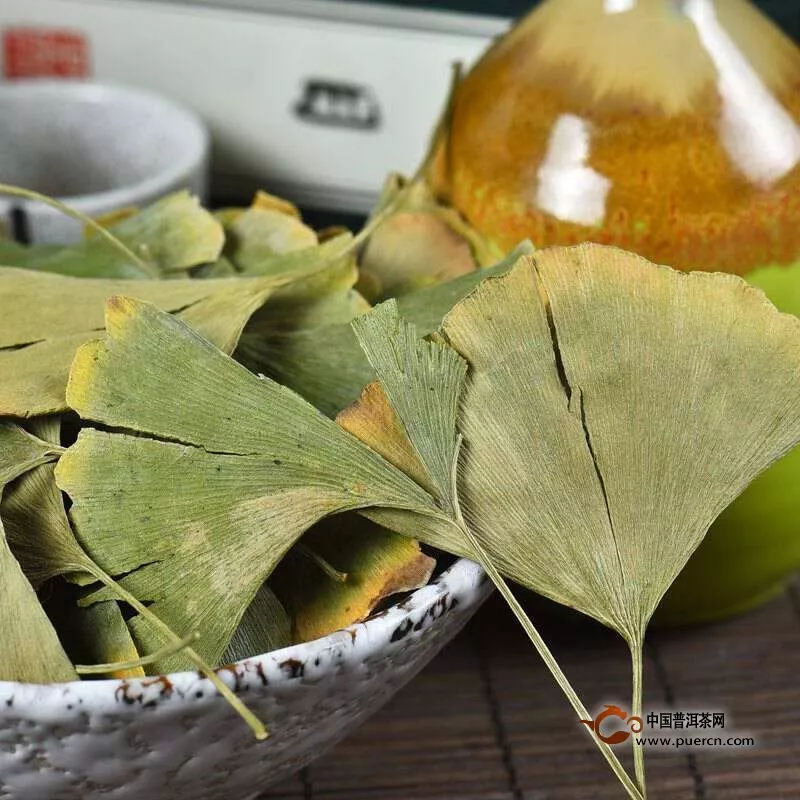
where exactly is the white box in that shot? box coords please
[0,0,508,211]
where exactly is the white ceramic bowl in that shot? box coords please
[0,80,209,244]
[0,559,489,800]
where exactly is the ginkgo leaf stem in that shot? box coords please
[448,436,644,800]
[0,184,158,278]
[75,631,200,674]
[631,639,647,796]
[78,560,268,739]
[296,543,349,583]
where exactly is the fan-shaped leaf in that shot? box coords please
[0,268,306,417]
[57,298,439,671]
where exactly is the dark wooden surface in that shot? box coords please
[261,582,800,800]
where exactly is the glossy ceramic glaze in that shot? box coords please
[0,559,490,800]
[438,0,800,273]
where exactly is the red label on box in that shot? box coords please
[3,28,90,79]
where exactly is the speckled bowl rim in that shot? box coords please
[0,80,209,215]
[0,558,486,719]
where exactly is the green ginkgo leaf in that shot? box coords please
[0,516,78,682]
[238,242,533,417]
[0,420,62,486]
[0,420,76,682]
[0,267,309,417]
[221,584,291,663]
[57,297,439,672]
[0,191,224,279]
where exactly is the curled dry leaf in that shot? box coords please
[215,193,318,275]
[0,420,62,486]
[357,173,503,302]
[0,421,76,682]
[0,191,224,279]
[270,514,436,643]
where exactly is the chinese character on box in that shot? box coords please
[3,28,90,79]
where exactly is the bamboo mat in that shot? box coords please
[260,580,800,800]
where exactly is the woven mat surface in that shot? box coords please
[261,581,800,800]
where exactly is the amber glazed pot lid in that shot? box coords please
[436,0,800,273]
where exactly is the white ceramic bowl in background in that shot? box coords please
[0,80,209,244]
[0,559,490,800]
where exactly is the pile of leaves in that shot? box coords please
[2,185,800,800]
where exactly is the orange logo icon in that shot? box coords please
[580,705,643,745]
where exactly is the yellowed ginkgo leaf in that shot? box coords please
[344,245,800,798]
[220,205,318,274]
[357,173,503,302]
[271,514,435,643]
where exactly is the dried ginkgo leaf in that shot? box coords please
[0,421,76,682]
[0,268,307,417]
[1,433,146,677]
[343,245,800,798]
[0,516,78,683]
[70,600,146,680]
[0,191,224,279]
[1,415,265,735]
[659,259,800,623]
[357,173,503,302]
[218,201,318,275]
[241,242,533,418]
[221,584,291,664]
[0,420,62,486]
[271,514,435,643]
[235,246,371,415]
[352,301,466,512]
[1,418,92,587]
[251,189,302,219]
[57,297,439,672]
